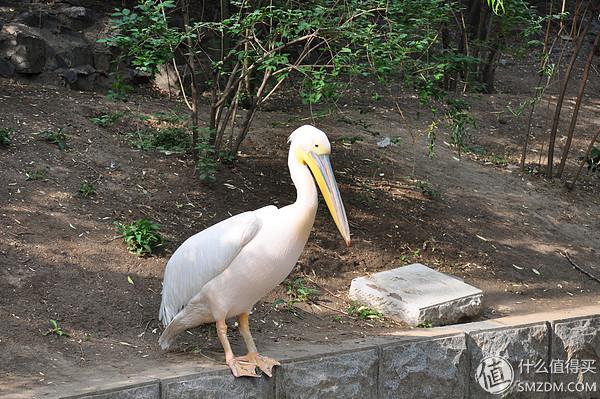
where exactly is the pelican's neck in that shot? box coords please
[288,149,318,211]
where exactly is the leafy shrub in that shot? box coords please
[90,112,123,127]
[151,127,191,152]
[76,181,96,198]
[38,129,67,150]
[196,138,217,184]
[115,218,162,257]
[587,147,600,174]
[0,128,14,146]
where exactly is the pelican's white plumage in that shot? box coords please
[158,125,350,377]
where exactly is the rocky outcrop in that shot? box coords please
[0,2,112,89]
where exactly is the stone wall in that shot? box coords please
[62,306,600,399]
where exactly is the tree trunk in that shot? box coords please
[557,29,600,178]
[545,17,591,178]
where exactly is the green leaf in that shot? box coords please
[127,276,134,285]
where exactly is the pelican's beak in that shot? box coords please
[305,152,352,247]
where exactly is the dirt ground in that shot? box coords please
[1,54,600,397]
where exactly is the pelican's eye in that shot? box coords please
[314,144,319,148]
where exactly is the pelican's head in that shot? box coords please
[288,125,352,247]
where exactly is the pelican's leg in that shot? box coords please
[237,312,280,377]
[216,320,259,378]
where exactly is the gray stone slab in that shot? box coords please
[62,381,160,399]
[550,316,600,399]
[380,334,468,399]
[468,323,550,399]
[349,263,483,326]
[276,348,378,399]
[162,369,275,399]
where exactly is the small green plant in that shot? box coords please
[152,127,191,152]
[445,99,475,157]
[107,73,133,101]
[0,128,14,146]
[273,278,318,316]
[196,138,217,184]
[414,180,440,199]
[347,301,383,320]
[25,168,47,181]
[90,112,123,127]
[371,92,382,101]
[38,129,67,150]
[417,321,433,328]
[489,153,509,166]
[126,129,154,151]
[153,111,188,125]
[115,218,162,257]
[586,146,600,173]
[76,181,96,198]
[465,145,487,156]
[285,278,318,304]
[338,136,363,145]
[43,319,69,337]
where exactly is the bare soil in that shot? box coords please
[1,57,599,397]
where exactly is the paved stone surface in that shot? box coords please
[468,323,549,399]
[162,369,274,399]
[62,381,159,399]
[551,316,600,399]
[380,334,468,399]
[349,263,483,326]
[276,348,378,399]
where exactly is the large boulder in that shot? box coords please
[0,23,47,74]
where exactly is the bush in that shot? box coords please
[115,218,162,257]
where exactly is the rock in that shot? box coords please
[276,349,378,399]
[0,23,47,74]
[93,49,112,73]
[57,65,98,91]
[49,31,93,68]
[468,323,549,398]
[0,57,15,77]
[377,136,391,148]
[154,63,183,96]
[349,263,482,326]
[380,334,468,399]
[552,317,600,398]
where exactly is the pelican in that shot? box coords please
[158,125,351,378]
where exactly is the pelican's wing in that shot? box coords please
[159,206,275,325]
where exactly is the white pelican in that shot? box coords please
[158,125,351,378]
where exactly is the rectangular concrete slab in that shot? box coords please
[380,334,468,399]
[349,263,482,326]
[276,348,378,399]
[161,369,275,399]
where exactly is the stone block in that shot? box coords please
[468,323,550,398]
[276,348,378,399]
[61,381,159,399]
[380,334,468,399]
[162,369,275,399]
[349,263,482,326]
[551,316,600,399]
